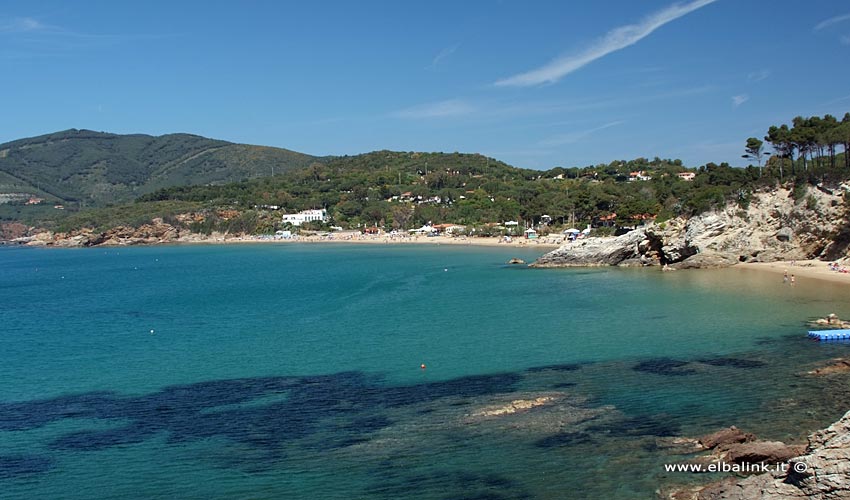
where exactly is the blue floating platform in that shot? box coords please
[808,329,850,341]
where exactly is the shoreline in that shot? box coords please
[227,234,562,249]
[10,233,563,251]
[735,259,850,286]
[15,232,850,289]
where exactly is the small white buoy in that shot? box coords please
[150,329,155,335]
[444,268,448,272]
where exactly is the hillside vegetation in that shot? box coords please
[132,112,848,234]
[2,112,849,238]
[0,129,320,210]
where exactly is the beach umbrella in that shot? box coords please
[563,228,580,234]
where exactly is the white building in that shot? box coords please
[282,209,328,226]
[629,171,652,181]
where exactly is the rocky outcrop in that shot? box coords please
[699,426,754,449]
[723,441,806,467]
[0,222,31,241]
[810,313,850,330]
[670,252,740,269]
[668,410,850,500]
[533,186,846,269]
[468,396,556,418]
[686,427,804,474]
[531,229,649,267]
[23,218,183,247]
[807,358,850,376]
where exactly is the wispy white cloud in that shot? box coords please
[814,13,850,31]
[394,84,712,124]
[494,0,717,87]
[825,94,850,105]
[0,15,174,55]
[0,16,50,33]
[732,94,749,107]
[539,121,626,146]
[747,69,770,82]
[393,99,475,119]
[489,85,714,119]
[429,44,459,69]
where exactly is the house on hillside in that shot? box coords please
[677,172,695,181]
[597,213,617,227]
[629,171,652,181]
[282,209,327,226]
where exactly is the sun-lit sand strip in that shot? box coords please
[736,260,850,286]
[213,233,563,250]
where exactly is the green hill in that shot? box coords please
[0,129,321,208]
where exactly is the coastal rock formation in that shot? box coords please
[468,396,556,418]
[668,410,850,500]
[668,252,739,269]
[531,229,648,267]
[810,313,850,330]
[722,441,806,467]
[534,186,846,269]
[340,391,616,458]
[0,222,30,241]
[22,218,183,247]
[807,358,850,376]
[684,426,803,473]
[698,426,754,449]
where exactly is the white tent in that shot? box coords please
[410,225,436,234]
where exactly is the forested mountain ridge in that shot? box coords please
[0,129,320,207]
[1,111,848,237]
[137,150,697,230]
[114,112,850,233]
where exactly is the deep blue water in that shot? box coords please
[2,244,850,499]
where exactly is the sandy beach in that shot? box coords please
[212,233,563,250]
[736,260,850,286]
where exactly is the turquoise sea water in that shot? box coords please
[2,244,850,499]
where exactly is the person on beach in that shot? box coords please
[790,274,796,285]
[783,269,788,283]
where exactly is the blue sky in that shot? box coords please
[2,1,849,170]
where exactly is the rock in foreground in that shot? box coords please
[670,410,850,499]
